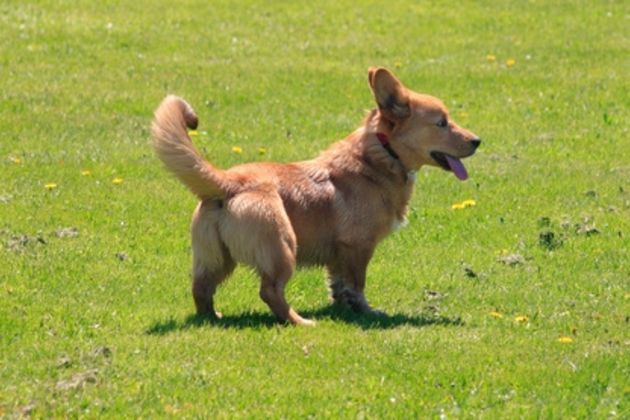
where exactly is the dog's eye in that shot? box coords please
[436,118,448,128]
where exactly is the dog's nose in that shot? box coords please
[470,138,481,149]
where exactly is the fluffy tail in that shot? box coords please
[151,95,226,200]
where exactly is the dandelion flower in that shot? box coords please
[394,61,402,68]
[188,130,199,137]
[112,177,124,185]
[81,170,92,176]
[10,156,22,164]
[514,315,529,323]
[45,182,58,190]
[506,58,516,67]
[258,147,267,155]
[558,336,573,344]
[489,311,503,318]
[451,199,476,210]
[486,54,496,62]
[231,146,243,154]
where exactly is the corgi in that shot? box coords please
[151,67,480,325]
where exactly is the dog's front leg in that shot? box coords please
[327,245,386,316]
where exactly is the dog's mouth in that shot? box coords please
[430,151,469,181]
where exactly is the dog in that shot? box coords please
[151,67,480,325]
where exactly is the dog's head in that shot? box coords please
[368,67,480,180]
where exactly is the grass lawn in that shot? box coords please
[1,0,629,417]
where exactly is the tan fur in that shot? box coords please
[151,67,480,325]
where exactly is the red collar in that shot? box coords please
[376,132,400,160]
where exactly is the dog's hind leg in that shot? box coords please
[191,200,234,318]
[255,214,315,326]
[220,190,315,326]
[259,266,315,326]
[192,258,234,319]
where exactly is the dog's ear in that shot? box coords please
[368,67,410,121]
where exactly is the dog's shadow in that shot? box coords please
[145,306,463,335]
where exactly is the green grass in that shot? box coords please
[1,0,629,417]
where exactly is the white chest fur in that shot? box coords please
[391,216,409,233]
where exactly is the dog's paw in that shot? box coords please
[196,309,223,320]
[298,318,317,327]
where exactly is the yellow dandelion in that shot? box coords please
[9,156,22,164]
[188,130,199,137]
[451,199,476,210]
[514,315,529,323]
[506,58,516,67]
[486,54,496,62]
[81,170,92,176]
[112,177,124,185]
[45,182,58,190]
[489,311,504,318]
[258,147,267,155]
[558,336,573,344]
[394,61,402,69]
[231,146,243,154]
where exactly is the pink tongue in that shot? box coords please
[445,155,468,181]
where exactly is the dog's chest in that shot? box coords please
[385,174,415,234]
[390,216,409,233]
